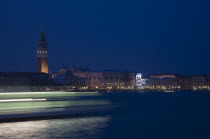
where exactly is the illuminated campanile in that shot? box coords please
[37,30,48,74]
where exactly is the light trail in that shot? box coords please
[0,98,47,102]
[0,92,61,95]
[0,91,98,95]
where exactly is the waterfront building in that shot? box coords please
[146,74,180,90]
[136,73,147,89]
[191,75,208,90]
[84,72,103,89]
[53,73,88,91]
[37,30,48,74]
[101,71,135,90]
[74,71,135,90]
[53,66,136,91]
[177,74,209,90]
[73,71,135,90]
[145,74,210,91]
[0,72,60,92]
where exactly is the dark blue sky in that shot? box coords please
[0,0,210,74]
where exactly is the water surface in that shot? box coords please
[1,91,210,139]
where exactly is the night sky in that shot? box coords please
[0,0,210,74]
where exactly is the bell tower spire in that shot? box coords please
[37,29,48,74]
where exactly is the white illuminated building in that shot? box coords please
[136,73,146,89]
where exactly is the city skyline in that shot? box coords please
[1,1,210,139]
[0,0,210,74]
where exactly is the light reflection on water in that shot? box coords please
[0,116,110,139]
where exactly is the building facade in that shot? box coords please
[0,72,60,92]
[135,73,147,89]
[74,71,135,90]
[53,67,136,91]
[145,74,210,91]
[146,74,180,90]
[53,73,88,91]
[191,75,208,90]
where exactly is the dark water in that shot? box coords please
[1,91,210,139]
